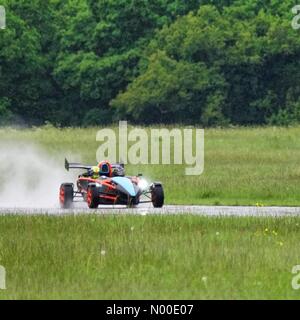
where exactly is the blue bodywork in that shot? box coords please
[111,177,137,197]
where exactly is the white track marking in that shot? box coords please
[0,204,300,216]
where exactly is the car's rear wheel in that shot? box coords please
[87,185,100,209]
[151,184,164,208]
[59,183,74,209]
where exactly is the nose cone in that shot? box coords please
[112,177,137,197]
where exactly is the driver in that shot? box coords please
[98,161,112,177]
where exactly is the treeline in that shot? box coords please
[0,0,299,126]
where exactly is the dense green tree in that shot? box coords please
[0,0,62,125]
[1,0,300,126]
[53,0,208,125]
[113,2,300,125]
[112,50,227,124]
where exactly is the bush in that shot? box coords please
[0,98,13,125]
[82,108,113,126]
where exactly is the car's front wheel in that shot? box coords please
[87,185,100,209]
[151,183,164,208]
[127,195,140,208]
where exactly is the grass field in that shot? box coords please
[0,125,300,206]
[1,126,300,300]
[0,214,299,299]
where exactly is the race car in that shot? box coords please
[59,159,164,209]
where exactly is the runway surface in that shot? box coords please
[0,204,300,216]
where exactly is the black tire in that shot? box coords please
[127,196,140,208]
[59,183,74,209]
[151,184,164,208]
[87,185,100,209]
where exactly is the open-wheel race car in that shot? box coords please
[59,159,164,209]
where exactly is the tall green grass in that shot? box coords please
[0,215,299,299]
[1,125,300,205]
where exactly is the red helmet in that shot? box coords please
[98,161,112,177]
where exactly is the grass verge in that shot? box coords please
[1,125,300,206]
[0,214,299,299]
